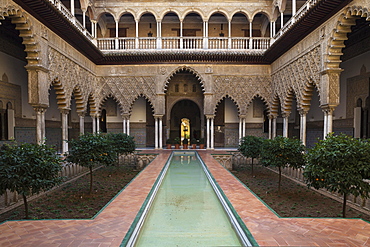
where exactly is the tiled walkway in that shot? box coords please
[0,150,369,246]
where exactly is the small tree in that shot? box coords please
[106,133,136,165]
[66,133,116,194]
[304,133,370,217]
[260,136,306,193]
[0,142,62,219]
[238,135,264,175]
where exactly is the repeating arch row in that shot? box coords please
[94,8,272,22]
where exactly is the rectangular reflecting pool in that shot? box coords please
[123,151,254,246]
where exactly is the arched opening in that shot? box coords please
[97,12,116,38]
[209,12,228,49]
[231,12,250,49]
[170,99,201,141]
[162,12,181,48]
[100,109,107,133]
[130,96,155,148]
[306,87,323,147]
[100,96,121,133]
[183,12,203,37]
[139,13,157,49]
[139,13,157,37]
[180,118,190,142]
[339,15,370,139]
[252,13,270,37]
[45,86,63,152]
[246,96,269,138]
[166,69,204,142]
[214,97,239,147]
[209,13,228,37]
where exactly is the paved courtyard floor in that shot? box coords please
[0,150,369,246]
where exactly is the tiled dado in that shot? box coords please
[0,150,369,246]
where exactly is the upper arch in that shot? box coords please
[163,66,206,93]
[326,5,370,69]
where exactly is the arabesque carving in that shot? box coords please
[326,5,370,70]
[0,4,40,66]
[98,76,156,114]
[213,75,272,115]
[48,48,97,112]
[272,46,321,112]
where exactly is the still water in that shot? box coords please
[134,152,242,246]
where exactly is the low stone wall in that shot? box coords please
[230,151,370,216]
[0,152,157,214]
[0,162,88,212]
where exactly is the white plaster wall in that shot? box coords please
[306,89,323,121]
[45,87,61,121]
[336,50,370,119]
[130,97,147,123]
[0,51,34,118]
[224,98,238,123]
[245,101,264,123]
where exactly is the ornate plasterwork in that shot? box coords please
[164,66,205,93]
[47,48,98,112]
[272,46,321,113]
[326,5,370,70]
[0,3,40,66]
[213,75,272,115]
[97,76,156,114]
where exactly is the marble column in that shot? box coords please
[299,110,308,145]
[272,116,277,139]
[34,107,47,144]
[61,109,69,153]
[127,118,130,135]
[322,107,335,139]
[282,113,290,138]
[210,116,214,149]
[154,116,159,149]
[206,117,210,149]
[159,116,163,149]
[78,112,85,135]
[96,115,100,133]
[92,116,96,133]
[268,115,272,139]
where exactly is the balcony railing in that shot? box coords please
[97,37,271,51]
[48,0,320,52]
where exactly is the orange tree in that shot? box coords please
[66,133,116,194]
[304,133,370,217]
[106,133,136,165]
[0,142,62,219]
[238,135,265,175]
[260,136,306,193]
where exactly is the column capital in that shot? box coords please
[77,111,86,117]
[268,114,277,119]
[239,114,247,119]
[321,105,336,114]
[205,114,215,119]
[153,114,164,119]
[32,105,48,113]
[298,108,309,115]
[60,108,70,115]
[121,113,131,119]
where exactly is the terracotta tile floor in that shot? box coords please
[0,150,369,246]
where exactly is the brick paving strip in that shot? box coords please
[0,150,369,246]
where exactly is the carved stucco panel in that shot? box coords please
[213,75,272,115]
[98,76,156,114]
[272,46,321,111]
[47,47,97,110]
